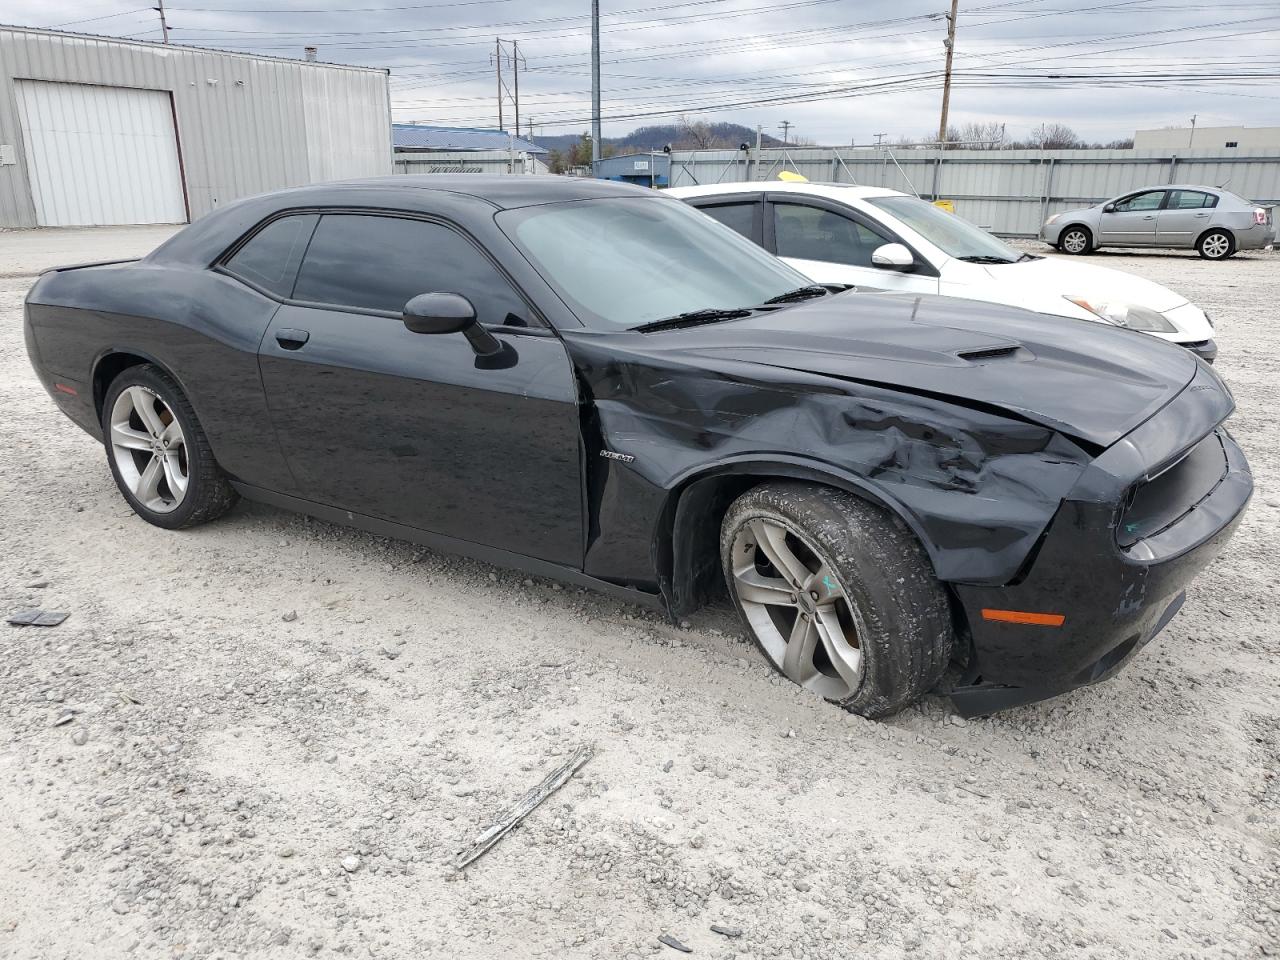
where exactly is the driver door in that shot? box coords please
[256,212,583,566]
[1098,190,1166,245]
[764,196,938,294]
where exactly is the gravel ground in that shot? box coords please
[1,226,1277,960]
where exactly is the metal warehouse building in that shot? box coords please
[0,26,392,228]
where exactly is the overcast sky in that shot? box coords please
[8,0,1279,144]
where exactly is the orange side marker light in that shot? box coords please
[981,609,1065,627]
[54,383,78,396]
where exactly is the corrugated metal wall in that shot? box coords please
[0,26,392,228]
[668,147,1280,237]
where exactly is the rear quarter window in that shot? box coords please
[223,214,319,298]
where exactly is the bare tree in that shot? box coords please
[956,121,1005,149]
[676,115,717,149]
[1028,122,1082,150]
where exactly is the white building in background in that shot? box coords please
[1134,125,1280,151]
[0,25,392,228]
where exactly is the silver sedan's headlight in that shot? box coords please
[1064,296,1178,333]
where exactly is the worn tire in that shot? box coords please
[1197,229,1235,261]
[1059,225,1092,255]
[720,482,953,719]
[101,364,238,529]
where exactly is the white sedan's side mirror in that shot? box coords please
[870,243,915,271]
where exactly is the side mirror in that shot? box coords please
[870,243,916,271]
[403,292,504,359]
[1103,203,1116,213]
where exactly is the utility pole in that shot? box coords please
[1188,114,1197,148]
[591,0,601,163]
[778,120,791,146]
[154,0,171,43]
[754,124,762,179]
[512,40,521,140]
[494,37,504,131]
[937,0,958,145]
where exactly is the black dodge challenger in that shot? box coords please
[24,176,1252,718]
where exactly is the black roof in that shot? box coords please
[149,175,657,266]
[326,175,647,209]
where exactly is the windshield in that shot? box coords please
[868,195,1020,264]
[497,196,809,331]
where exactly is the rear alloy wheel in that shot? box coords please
[1197,229,1234,261]
[102,364,238,529]
[1060,226,1091,255]
[721,483,954,718]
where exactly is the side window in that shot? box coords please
[1168,190,1216,210]
[772,203,890,267]
[697,202,758,242]
[293,214,531,323]
[1113,191,1165,213]
[223,214,318,298]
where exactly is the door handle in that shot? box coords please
[1142,215,1155,220]
[1195,213,1209,218]
[275,328,310,350]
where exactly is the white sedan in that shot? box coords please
[668,181,1217,361]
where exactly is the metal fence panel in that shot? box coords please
[667,147,1280,237]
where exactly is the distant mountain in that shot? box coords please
[529,121,782,154]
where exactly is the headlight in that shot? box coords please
[1044,214,1061,225]
[1064,296,1177,333]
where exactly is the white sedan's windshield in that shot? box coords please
[498,196,810,330]
[869,195,1021,264]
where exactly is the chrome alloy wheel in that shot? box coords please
[109,386,189,514]
[1062,229,1088,254]
[730,518,866,700]
[1201,233,1230,259]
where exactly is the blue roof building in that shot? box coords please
[592,152,670,187]
[393,124,547,155]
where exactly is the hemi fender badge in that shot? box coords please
[600,450,635,464]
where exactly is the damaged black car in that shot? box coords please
[24,176,1252,718]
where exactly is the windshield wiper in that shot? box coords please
[761,284,830,305]
[956,255,1019,265]
[630,307,753,333]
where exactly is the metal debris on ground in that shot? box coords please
[658,934,692,953]
[454,745,592,870]
[7,609,69,627]
[710,924,743,938]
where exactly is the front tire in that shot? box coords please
[101,364,238,529]
[1197,229,1234,260]
[1059,226,1092,255]
[720,483,953,719]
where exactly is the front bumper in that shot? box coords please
[947,368,1251,716]
[1184,339,1217,363]
[1039,220,1065,245]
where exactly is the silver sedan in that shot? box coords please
[1041,184,1275,260]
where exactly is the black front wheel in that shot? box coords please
[720,483,954,719]
[101,364,239,529]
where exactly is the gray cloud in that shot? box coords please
[10,0,1279,143]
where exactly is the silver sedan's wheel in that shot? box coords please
[108,384,189,514]
[730,517,865,700]
[1061,227,1090,254]
[1198,230,1232,260]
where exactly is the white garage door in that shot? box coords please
[15,80,187,227]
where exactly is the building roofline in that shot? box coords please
[0,22,389,75]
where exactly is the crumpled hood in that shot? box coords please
[632,291,1198,448]
[982,256,1189,313]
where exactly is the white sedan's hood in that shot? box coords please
[938,255,1211,342]
[981,256,1187,312]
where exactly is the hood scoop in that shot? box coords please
[956,344,1029,363]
